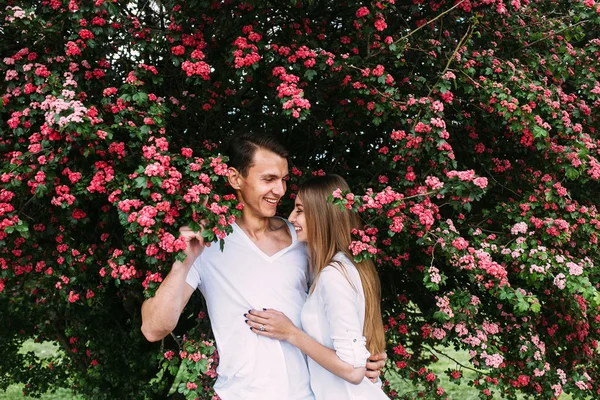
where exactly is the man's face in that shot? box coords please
[236,148,289,219]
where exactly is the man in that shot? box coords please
[141,133,386,400]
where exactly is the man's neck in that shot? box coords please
[237,213,274,239]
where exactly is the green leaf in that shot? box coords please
[532,125,547,139]
[201,229,215,242]
[304,69,317,81]
[134,176,147,188]
[565,166,580,180]
[135,92,148,104]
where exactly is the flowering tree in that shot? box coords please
[2,0,600,399]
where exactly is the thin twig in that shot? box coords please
[423,344,488,375]
[480,164,520,197]
[429,241,439,269]
[402,190,441,201]
[170,332,182,348]
[516,20,590,52]
[412,24,474,130]
[393,0,467,45]
[429,24,473,99]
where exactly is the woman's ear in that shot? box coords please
[228,167,242,190]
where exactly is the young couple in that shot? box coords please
[141,133,389,400]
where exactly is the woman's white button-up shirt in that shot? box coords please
[301,252,390,400]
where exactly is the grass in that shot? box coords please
[386,346,482,400]
[0,387,77,400]
[386,346,574,400]
[0,341,80,400]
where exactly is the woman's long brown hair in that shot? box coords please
[299,174,386,356]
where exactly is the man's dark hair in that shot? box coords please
[225,132,290,177]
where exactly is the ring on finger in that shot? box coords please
[260,324,265,332]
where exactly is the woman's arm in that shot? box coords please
[246,309,366,385]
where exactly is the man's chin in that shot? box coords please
[261,207,278,218]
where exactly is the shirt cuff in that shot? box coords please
[332,335,371,368]
[185,255,202,289]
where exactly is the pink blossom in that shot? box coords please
[372,65,385,77]
[171,45,185,56]
[481,352,503,368]
[432,328,446,340]
[551,384,563,397]
[374,18,387,31]
[511,222,528,235]
[553,273,566,289]
[389,216,404,233]
[473,177,488,189]
[428,266,441,284]
[567,262,583,276]
[181,60,211,79]
[68,291,80,303]
[355,6,370,18]
[446,169,475,181]
[452,237,469,250]
[391,130,406,141]
[5,70,18,81]
[575,381,588,390]
[65,41,81,57]
[425,176,444,190]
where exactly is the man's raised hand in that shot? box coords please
[178,223,210,268]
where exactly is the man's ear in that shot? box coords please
[228,167,242,190]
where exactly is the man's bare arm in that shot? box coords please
[141,226,208,342]
[141,262,196,342]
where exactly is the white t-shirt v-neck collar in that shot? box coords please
[232,217,298,262]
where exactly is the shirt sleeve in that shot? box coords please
[185,255,202,289]
[317,264,371,368]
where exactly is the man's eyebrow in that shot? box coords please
[260,173,289,179]
[260,173,280,179]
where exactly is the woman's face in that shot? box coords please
[288,195,307,242]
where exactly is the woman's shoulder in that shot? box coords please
[327,252,357,272]
[319,252,361,288]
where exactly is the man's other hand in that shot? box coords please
[365,351,387,383]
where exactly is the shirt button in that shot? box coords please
[353,339,357,342]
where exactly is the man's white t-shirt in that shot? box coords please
[186,219,315,400]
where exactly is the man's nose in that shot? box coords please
[273,180,285,196]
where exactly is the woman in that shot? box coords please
[245,174,389,400]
